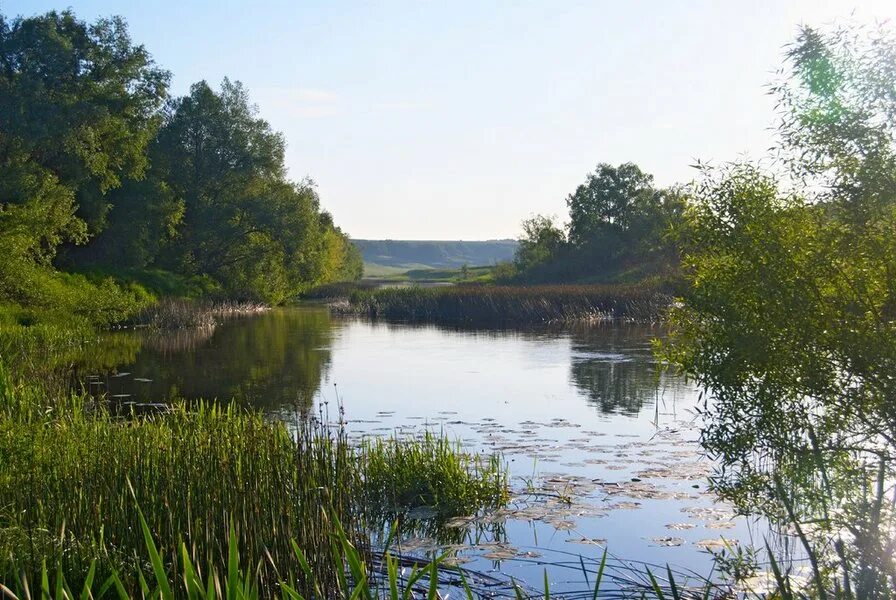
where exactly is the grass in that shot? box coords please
[122,298,269,330]
[342,283,672,325]
[0,352,509,597]
[1,512,808,599]
[361,432,508,523]
[366,266,496,284]
[75,267,223,301]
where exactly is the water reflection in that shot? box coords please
[566,323,673,416]
[80,310,682,420]
[69,308,755,583]
[91,309,342,411]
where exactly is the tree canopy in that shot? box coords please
[665,23,896,596]
[507,163,683,283]
[0,9,360,315]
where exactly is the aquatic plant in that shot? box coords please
[342,284,671,325]
[0,361,509,597]
[123,298,269,330]
[0,512,807,599]
[360,431,509,522]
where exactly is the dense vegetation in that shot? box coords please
[0,363,508,596]
[0,9,361,324]
[503,164,685,284]
[665,24,896,598]
[0,9,511,598]
[342,283,671,325]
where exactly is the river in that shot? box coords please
[87,306,762,593]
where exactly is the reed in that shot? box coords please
[0,365,508,597]
[0,514,785,600]
[360,431,509,523]
[342,284,672,325]
[123,299,269,330]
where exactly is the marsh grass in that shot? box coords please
[124,299,269,330]
[0,399,358,595]
[343,284,671,325]
[360,432,509,523]
[0,361,509,597]
[0,514,780,600]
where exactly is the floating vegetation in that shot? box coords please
[695,538,738,549]
[567,536,608,546]
[666,522,698,530]
[650,536,686,547]
[333,402,755,582]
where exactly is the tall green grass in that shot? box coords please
[2,515,800,599]
[343,284,671,325]
[0,362,508,597]
[361,432,508,523]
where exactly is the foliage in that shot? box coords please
[566,162,656,249]
[508,164,685,284]
[0,8,360,314]
[514,215,566,272]
[84,78,361,303]
[664,23,896,598]
[0,10,169,236]
[0,9,168,329]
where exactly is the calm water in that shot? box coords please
[88,307,762,592]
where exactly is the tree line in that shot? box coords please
[0,9,361,313]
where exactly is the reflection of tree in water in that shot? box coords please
[96,308,342,412]
[566,322,680,416]
[364,319,687,418]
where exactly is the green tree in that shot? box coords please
[153,79,358,302]
[513,214,566,272]
[0,10,169,237]
[0,9,167,321]
[510,162,681,283]
[666,24,896,597]
[566,162,656,254]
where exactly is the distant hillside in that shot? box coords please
[352,239,517,276]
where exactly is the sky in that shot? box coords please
[6,1,896,240]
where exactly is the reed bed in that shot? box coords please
[0,518,781,600]
[123,299,269,330]
[342,284,672,325]
[360,432,509,523]
[0,402,357,595]
[0,365,509,597]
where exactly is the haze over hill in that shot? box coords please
[352,239,517,276]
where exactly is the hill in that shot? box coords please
[352,239,517,276]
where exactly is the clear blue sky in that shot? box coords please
[6,1,894,239]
